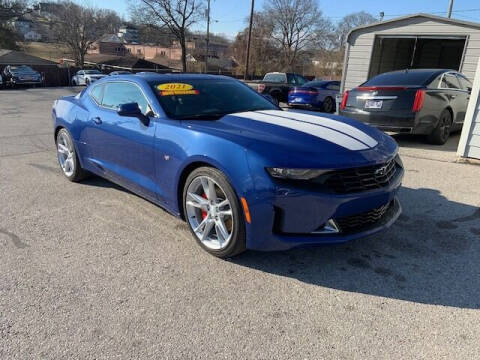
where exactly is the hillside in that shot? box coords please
[18,42,72,63]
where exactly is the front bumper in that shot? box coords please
[245,167,403,251]
[11,79,42,85]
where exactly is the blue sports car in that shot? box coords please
[288,80,340,113]
[52,74,403,258]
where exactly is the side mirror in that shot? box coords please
[117,102,149,125]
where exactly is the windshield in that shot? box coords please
[84,70,102,74]
[150,79,278,120]
[263,73,286,83]
[11,65,34,72]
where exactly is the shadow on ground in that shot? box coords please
[392,132,461,153]
[232,186,480,309]
[47,169,480,309]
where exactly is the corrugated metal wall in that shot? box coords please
[458,58,480,160]
[343,17,480,91]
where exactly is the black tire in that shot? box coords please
[72,79,77,86]
[427,109,452,145]
[322,96,335,113]
[56,128,88,182]
[183,167,246,258]
[270,92,281,106]
[85,78,90,86]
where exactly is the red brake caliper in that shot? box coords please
[201,193,208,220]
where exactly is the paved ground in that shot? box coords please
[1,87,480,359]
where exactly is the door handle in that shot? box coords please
[91,116,102,124]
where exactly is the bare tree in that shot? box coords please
[230,11,281,77]
[129,0,204,71]
[0,0,29,23]
[53,2,110,67]
[334,11,377,49]
[0,0,30,48]
[263,0,329,70]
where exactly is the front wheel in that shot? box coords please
[183,167,246,258]
[427,109,452,145]
[56,128,88,182]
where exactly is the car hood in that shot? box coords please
[184,109,398,168]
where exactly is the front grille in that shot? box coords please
[324,158,398,194]
[335,201,393,233]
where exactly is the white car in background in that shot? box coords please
[71,69,107,86]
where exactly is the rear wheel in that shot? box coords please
[183,167,246,258]
[323,96,335,113]
[56,128,88,182]
[427,109,452,145]
[270,92,281,106]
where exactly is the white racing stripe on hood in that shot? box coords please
[261,110,378,148]
[234,111,369,151]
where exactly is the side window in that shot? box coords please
[102,82,149,114]
[295,74,307,85]
[90,84,104,104]
[287,73,296,84]
[78,71,84,76]
[327,83,340,91]
[457,75,472,91]
[443,74,461,89]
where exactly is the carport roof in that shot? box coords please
[347,13,480,42]
[0,49,58,66]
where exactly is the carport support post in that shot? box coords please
[457,57,480,157]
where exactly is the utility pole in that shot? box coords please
[447,0,454,18]
[244,0,254,80]
[205,0,210,73]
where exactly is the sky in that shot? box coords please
[89,0,480,38]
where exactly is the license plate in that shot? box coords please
[365,100,383,109]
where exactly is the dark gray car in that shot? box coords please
[339,69,471,144]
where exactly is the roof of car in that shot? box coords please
[130,73,234,82]
[380,69,454,76]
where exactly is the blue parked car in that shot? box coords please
[288,80,341,113]
[52,74,403,258]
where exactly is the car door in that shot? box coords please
[88,81,158,200]
[441,73,467,125]
[74,71,81,84]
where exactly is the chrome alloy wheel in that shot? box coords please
[57,132,75,177]
[185,176,234,250]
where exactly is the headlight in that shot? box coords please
[394,154,403,169]
[266,168,331,180]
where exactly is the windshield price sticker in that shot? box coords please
[157,83,199,96]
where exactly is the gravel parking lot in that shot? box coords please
[1,87,480,359]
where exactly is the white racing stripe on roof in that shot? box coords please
[234,111,369,151]
[262,110,378,148]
